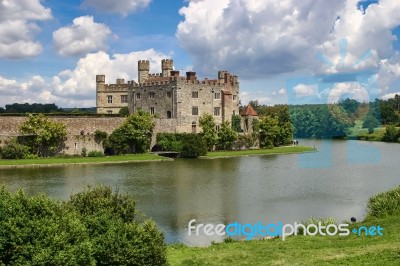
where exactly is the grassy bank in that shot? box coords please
[0,153,169,168]
[205,146,316,158]
[168,186,400,265]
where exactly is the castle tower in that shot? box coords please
[218,70,228,83]
[96,75,105,92]
[161,59,173,77]
[138,60,150,83]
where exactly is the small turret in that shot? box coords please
[162,59,173,77]
[138,60,150,83]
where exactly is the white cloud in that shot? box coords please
[53,16,112,56]
[294,84,318,96]
[382,92,400,100]
[327,82,371,104]
[278,88,287,95]
[177,0,400,79]
[0,0,52,59]
[0,49,168,107]
[81,0,151,16]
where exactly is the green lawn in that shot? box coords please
[168,215,400,266]
[205,146,316,158]
[0,153,168,167]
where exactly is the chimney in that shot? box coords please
[186,71,196,81]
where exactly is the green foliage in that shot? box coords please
[290,105,353,138]
[367,186,400,218]
[382,125,400,142]
[199,113,217,151]
[0,187,94,265]
[4,103,63,113]
[0,186,167,265]
[94,130,108,143]
[66,186,167,265]
[87,150,104,157]
[81,147,87,157]
[155,133,207,157]
[252,119,260,132]
[216,121,238,150]
[108,111,155,154]
[0,139,31,159]
[362,115,380,131]
[180,134,207,158]
[233,133,258,150]
[231,115,242,132]
[119,106,130,117]
[19,114,67,156]
[339,98,360,115]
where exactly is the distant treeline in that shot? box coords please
[0,103,96,114]
[247,94,400,138]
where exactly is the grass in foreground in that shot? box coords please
[205,146,315,158]
[0,153,166,166]
[168,186,400,265]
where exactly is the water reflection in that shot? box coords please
[0,140,399,246]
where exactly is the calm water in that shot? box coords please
[0,139,399,246]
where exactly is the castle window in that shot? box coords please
[215,124,220,131]
[167,111,172,119]
[107,110,113,114]
[121,95,128,103]
[166,92,172,98]
[192,106,198,116]
[136,93,141,99]
[214,92,221,99]
[107,95,113,104]
[149,92,155,99]
[233,95,237,101]
[192,122,197,133]
[150,107,155,115]
[192,91,198,98]
[214,107,220,116]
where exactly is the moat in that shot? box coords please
[0,139,399,246]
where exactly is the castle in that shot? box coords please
[96,59,242,133]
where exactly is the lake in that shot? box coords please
[0,139,399,246]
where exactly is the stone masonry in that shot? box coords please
[96,59,241,133]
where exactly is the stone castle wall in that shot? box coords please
[0,116,125,155]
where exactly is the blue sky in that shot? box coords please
[0,0,399,107]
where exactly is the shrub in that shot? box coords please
[0,186,167,265]
[367,185,400,218]
[66,186,167,265]
[81,148,87,157]
[180,134,207,158]
[87,150,104,157]
[0,187,94,265]
[0,139,31,159]
[156,133,207,158]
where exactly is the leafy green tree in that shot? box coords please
[0,139,30,159]
[19,114,67,156]
[108,111,155,154]
[199,113,217,151]
[119,106,130,117]
[382,125,399,142]
[231,115,242,132]
[180,134,208,158]
[259,116,280,148]
[216,121,238,150]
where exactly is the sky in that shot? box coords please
[0,0,399,108]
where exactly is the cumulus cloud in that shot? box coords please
[177,0,400,79]
[53,16,112,56]
[0,49,168,107]
[327,82,371,104]
[81,0,151,16]
[0,0,52,59]
[293,84,318,97]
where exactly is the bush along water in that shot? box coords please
[0,185,167,266]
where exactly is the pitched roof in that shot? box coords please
[240,104,258,116]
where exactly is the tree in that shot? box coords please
[0,139,30,159]
[108,111,155,154]
[231,115,242,132]
[199,113,217,151]
[119,106,130,117]
[382,125,399,142]
[216,121,238,150]
[19,114,67,156]
[259,116,280,148]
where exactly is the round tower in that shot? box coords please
[138,60,150,83]
[161,59,173,77]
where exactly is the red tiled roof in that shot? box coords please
[240,104,258,116]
